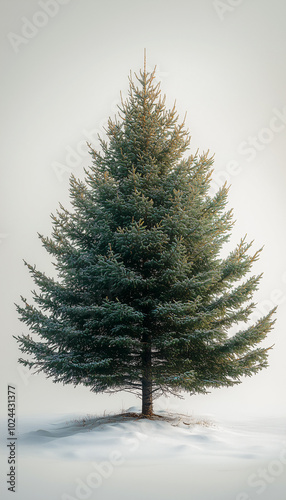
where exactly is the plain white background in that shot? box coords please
[1,0,286,419]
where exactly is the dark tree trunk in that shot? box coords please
[142,374,153,416]
[142,334,153,416]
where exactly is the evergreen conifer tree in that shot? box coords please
[15,59,276,416]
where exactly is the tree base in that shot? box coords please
[120,411,166,420]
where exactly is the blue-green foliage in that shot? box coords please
[15,66,276,400]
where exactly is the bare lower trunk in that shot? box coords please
[142,335,153,416]
[142,374,153,416]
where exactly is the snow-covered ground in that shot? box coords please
[1,407,285,500]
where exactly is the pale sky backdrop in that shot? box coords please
[1,0,286,418]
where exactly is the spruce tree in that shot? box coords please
[15,60,276,417]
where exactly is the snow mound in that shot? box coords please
[18,408,285,463]
[1,410,285,500]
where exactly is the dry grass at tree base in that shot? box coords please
[72,411,214,430]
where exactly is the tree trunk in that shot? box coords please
[142,336,153,416]
[142,373,153,416]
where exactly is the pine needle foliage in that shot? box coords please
[15,64,276,416]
